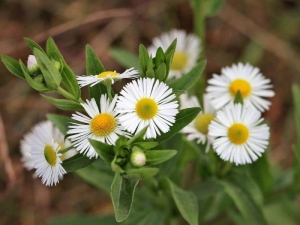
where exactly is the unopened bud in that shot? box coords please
[130,148,146,167]
[27,55,39,73]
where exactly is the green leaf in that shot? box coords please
[154,47,165,67]
[85,45,106,102]
[145,150,177,165]
[45,215,117,225]
[111,173,139,222]
[205,0,225,17]
[135,210,166,225]
[41,94,83,111]
[33,48,62,90]
[163,178,198,225]
[218,179,268,225]
[128,126,148,145]
[1,55,25,79]
[156,107,201,143]
[139,44,149,76]
[124,168,159,180]
[89,139,115,166]
[234,90,244,104]
[46,113,74,135]
[62,153,95,172]
[165,50,175,78]
[169,60,206,93]
[20,60,51,92]
[191,179,224,200]
[165,39,177,57]
[133,142,158,149]
[155,63,167,81]
[24,37,45,53]
[110,48,140,70]
[46,37,81,99]
[292,84,300,160]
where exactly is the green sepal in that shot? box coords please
[1,55,25,79]
[85,45,106,104]
[111,173,139,222]
[155,63,167,81]
[24,37,45,53]
[124,168,159,180]
[169,60,206,94]
[110,48,140,70]
[62,153,96,172]
[20,60,51,92]
[133,142,158,149]
[46,37,81,99]
[46,113,74,135]
[88,138,115,166]
[33,48,62,90]
[156,107,201,142]
[145,150,177,165]
[139,44,149,77]
[234,90,244,104]
[128,126,148,145]
[161,178,199,225]
[41,94,83,111]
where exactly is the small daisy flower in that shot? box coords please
[24,121,66,186]
[208,104,270,165]
[76,68,139,88]
[116,78,179,139]
[180,94,216,152]
[27,55,39,73]
[206,62,275,112]
[67,94,128,158]
[148,29,201,79]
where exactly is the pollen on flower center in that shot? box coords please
[194,113,215,135]
[229,79,252,98]
[90,113,117,137]
[171,52,188,71]
[135,98,158,120]
[227,123,249,145]
[98,71,118,78]
[44,145,57,166]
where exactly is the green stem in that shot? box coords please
[58,145,74,154]
[106,84,113,101]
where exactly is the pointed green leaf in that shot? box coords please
[139,44,149,76]
[133,142,158,149]
[205,0,225,17]
[154,47,165,67]
[124,168,159,180]
[155,63,167,81]
[163,178,198,225]
[234,90,244,104]
[33,48,62,90]
[110,48,140,70]
[85,45,106,102]
[292,84,300,160]
[41,94,83,111]
[24,37,45,53]
[165,49,175,78]
[46,113,74,135]
[20,60,51,92]
[165,39,177,56]
[111,173,139,222]
[89,139,115,166]
[46,37,81,99]
[169,60,206,93]
[145,150,177,165]
[62,153,95,172]
[156,107,201,142]
[128,126,148,145]
[1,55,25,79]
[135,210,166,225]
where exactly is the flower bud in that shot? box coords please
[27,55,39,73]
[130,147,146,167]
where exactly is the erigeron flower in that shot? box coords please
[27,55,39,73]
[180,94,216,152]
[67,94,128,158]
[206,62,275,112]
[22,121,66,186]
[116,78,179,139]
[76,68,139,88]
[208,103,270,165]
[148,29,201,79]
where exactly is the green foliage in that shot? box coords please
[89,139,115,166]
[62,153,96,172]
[234,90,244,104]
[45,215,117,225]
[110,48,140,70]
[46,113,74,135]
[1,55,25,79]
[145,150,177,165]
[41,95,83,111]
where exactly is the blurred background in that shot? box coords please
[0,0,300,224]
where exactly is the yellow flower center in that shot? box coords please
[44,145,57,166]
[229,79,252,98]
[171,52,188,71]
[136,98,158,120]
[90,113,117,137]
[194,113,215,135]
[97,71,118,78]
[227,123,249,145]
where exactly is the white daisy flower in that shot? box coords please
[24,121,66,186]
[180,94,216,152]
[116,78,179,139]
[208,103,270,165]
[206,62,275,112]
[76,68,139,88]
[67,94,128,158]
[148,29,201,79]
